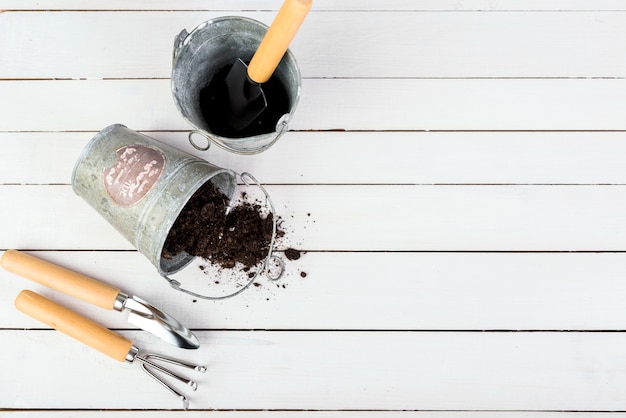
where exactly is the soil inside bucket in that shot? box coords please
[162,180,274,269]
[199,63,291,138]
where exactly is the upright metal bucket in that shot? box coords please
[171,16,301,154]
[71,124,237,275]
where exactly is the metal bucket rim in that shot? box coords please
[174,16,270,64]
[153,166,237,275]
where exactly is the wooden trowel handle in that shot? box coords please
[1,250,121,310]
[248,0,312,83]
[15,290,134,362]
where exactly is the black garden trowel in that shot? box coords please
[223,0,312,131]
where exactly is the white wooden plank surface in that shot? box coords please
[2,11,626,79]
[1,79,625,131]
[4,131,626,185]
[5,0,626,11]
[4,414,626,418]
[3,330,626,410]
[2,251,626,331]
[2,1,625,417]
[2,184,626,251]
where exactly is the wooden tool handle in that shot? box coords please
[1,250,121,310]
[247,0,312,83]
[15,290,134,362]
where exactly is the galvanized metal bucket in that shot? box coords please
[71,124,237,275]
[171,16,301,154]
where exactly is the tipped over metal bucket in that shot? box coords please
[71,124,237,275]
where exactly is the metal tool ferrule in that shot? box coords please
[113,292,129,312]
[125,345,140,363]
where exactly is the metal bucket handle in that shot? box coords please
[187,113,291,155]
[161,172,284,300]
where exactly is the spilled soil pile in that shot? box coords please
[162,180,274,269]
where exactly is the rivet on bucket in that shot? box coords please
[71,124,237,275]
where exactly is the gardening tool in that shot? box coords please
[222,0,312,130]
[15,290,206,409]
[1,250,200,349]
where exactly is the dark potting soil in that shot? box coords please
[162,180,274,269]
[284,248,301,261]
[199,63,290,138]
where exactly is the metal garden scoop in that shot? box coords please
[224,0,312,131]
[1,250,199,349]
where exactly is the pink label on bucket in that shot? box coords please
[103,145,165,207]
